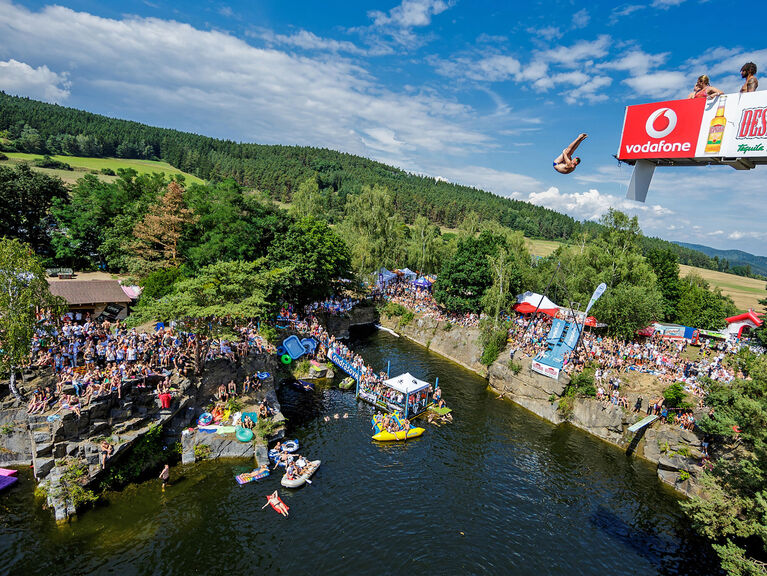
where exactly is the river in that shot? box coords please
[0,328,717,575]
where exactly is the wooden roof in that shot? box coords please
[47,279,131,306]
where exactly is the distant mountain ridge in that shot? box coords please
[675,242,767,277]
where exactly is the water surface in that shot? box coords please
[0,329,716,575]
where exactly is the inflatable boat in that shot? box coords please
[280,460,321,488]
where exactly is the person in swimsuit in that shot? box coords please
[159,463,170,492]
[263,491,289,517]
[553,133,587,174]
[687,75,723,99]
[740,62,758,93]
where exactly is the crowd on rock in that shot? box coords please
[376,280,482,327]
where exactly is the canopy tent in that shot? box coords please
[376,268,398,286]
[398,268,418,281]
[383,372,431,394]
[514,291,560,316]
[413,276,433,288]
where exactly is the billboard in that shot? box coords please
[531,359,560,380]
[618,91,767,162]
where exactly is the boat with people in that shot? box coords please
[268,439,299,463]
[281,459,321,488]
[339,376,355,390]
[371,411,424,442]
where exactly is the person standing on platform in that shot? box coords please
[740,62,758,93]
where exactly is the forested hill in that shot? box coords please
[0,91,729,272]
[675,242,767,278]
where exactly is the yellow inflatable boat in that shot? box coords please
[372,427,425,442]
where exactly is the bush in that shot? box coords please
[479,320,509,366]
[292,358,310,378]
[442,321,453,332]
[663,382,691,410]
[399,310,414,327]
[194,444,211,460]
[569,369,597,398]
[139,267,183,299]
[259,324,279,344]
[508,360,522,375]
[381,301,408,317]
[33,155,73,170]
[0,151,8,161]
[100,424,165,490]
[100,167,116,175]
[44,458,98,510]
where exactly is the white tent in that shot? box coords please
[398,267,417,281]
[383,372,431,394]
[515,291,560,312]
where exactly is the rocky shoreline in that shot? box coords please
[378,312,705,497]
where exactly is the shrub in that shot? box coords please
[381,302,407,317]
[225,398,244,413]
[254,417,281,441]
[678,470,690,482]
[33,155,73,170]
[259,324,279,345]
[0,151,8,160]
[663,382,691,410]
[194,444,211,460]
[479,320,509,366]
[292,358,310,378]
[44,457,98,510]
[442,321,453,332]
[139,267,183,299]
[100,167,116,175]
[508,360,522,375]
[399,310,414,327]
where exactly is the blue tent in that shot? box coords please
[377,267,397,286]
[413,276,433,288]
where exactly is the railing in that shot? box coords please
[328,351,362,381]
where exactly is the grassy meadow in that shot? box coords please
[0,152,203,185]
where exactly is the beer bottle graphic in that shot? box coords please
[705,95,727,154]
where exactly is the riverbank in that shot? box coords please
[378,311,705,497]
[0,350,287,522]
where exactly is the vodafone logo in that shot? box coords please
[618,97,704,160]
[645,108,678,138]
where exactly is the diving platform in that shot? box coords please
[628,414,658,433]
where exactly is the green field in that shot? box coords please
[0,152,203,185]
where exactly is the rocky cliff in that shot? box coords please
[380,312,703,496]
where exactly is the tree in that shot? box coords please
[407,215,441,274]
[647,248,681,321]
[129,259,287,373]
[339,185,405,276]
[0,164,68,256]
[132,181,195,274]
[433,231,506,313]
[593,283,663,339]
[182,180,287,271]
[289,177,325,220]
[0,238,64,399]
[675,274,737,330]
[268,217,351,304]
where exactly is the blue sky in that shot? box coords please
[2,0,766,254]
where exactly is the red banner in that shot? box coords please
[618,98,706,160]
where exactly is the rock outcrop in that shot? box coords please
[381,312,705,496]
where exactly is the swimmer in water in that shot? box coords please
[553,133,587,174]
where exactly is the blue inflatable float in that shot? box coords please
[282,335,307,360]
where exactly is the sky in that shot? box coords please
[1,0,766,255]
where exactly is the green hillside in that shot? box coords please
[0,152,203,185]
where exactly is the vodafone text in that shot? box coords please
[624,140,692,154]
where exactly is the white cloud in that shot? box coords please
[651,0,685,8]
[368,0,449,28]
[429,164,545,196]
[254,28,367,55]
[0,58,70,102]
[622,70,689,98]
[528,26,562,41]
[572,9,590,28]
[0,1,489,165]
[609,5,644,24]
[600,49,669,75]
[519,186,672,222]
